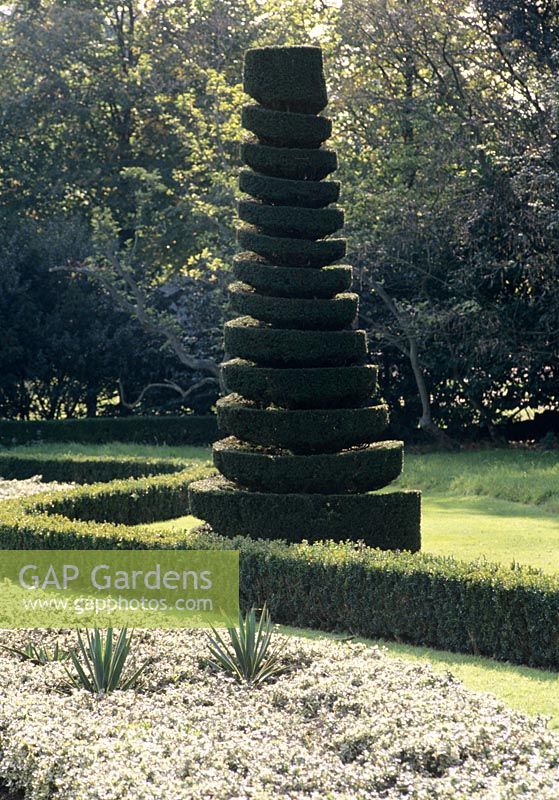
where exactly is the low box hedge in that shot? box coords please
[0,465,557,669]
[221,359,378,408]
[233,255,352,298]
[224,317,367,366]
[0,453,185,484]
[237,225,346,267]
[238,200,344,239]
[243,46,328,114]
[229,282,358,330]
[212,436,403,493]
[30,465,212,525]
[239,170,340,208]
[0,416,219,447]
[241,142,337,181]
[241,105,332,148]
[216,396,390,453]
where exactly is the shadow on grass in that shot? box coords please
[425,493,559,520]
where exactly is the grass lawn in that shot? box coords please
[4,441,559,728]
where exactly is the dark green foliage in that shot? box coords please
[221,359,378,408]
[0,454,185,484]
[224,318,367,366]
[233,256,352,298]
[241,142,337,181]
[189,476,420,550]
[243,46,328,114]
[216,396,390,453]
[32,466,212,526]
[0,416,219,447]
[237,226,346,267]
[241,105,331,148]
[239,171,340,208]
[213,437,403,493]
[229,283,358,330]
[238,201,344,239]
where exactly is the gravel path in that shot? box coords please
[0,475,75,500]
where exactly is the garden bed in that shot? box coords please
[0,476,74,501]
[0,630,557,799]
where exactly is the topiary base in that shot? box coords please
[188,475,421,551]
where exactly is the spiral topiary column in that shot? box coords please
[189,46,421,551]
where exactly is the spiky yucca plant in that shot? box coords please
[206,604,287,686]
[1,640,69,665]
[65,627,149,694]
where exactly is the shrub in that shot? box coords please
[238,200,344,239]
[0,468,557,668]
[0,416,219,447]
[232,255,351,298]
[238,170,340,208]
[212,436,403,493]
[241,105,331,147]
[236,225,346,267]
[216,396,389,453]
[243,45,328,113]
[0,453,185,483]
[224,317,367,367]
[228,282,358,330]
[221,359,378,408]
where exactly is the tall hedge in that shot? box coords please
[189,46,421,549]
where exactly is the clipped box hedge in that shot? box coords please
[241,105,332,148]
[222,359,378,408]
[237,225,346,267]
[212,436,403,493]
[239,170,340,208]
[233,256,352,299]
[243,46,328,114]
[241,142,337,181]
[229,282,358,330]
[0,416,219,447]
[0,465,557,669]
[0,453,186,484]
[238,200,344,239]
[216,396,390,453]
[224,317,367,366]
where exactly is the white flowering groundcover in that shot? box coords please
[0,630,557,799]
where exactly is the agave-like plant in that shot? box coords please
[65,627,150,694]
[1,640,69,665]
[206,604,287,686]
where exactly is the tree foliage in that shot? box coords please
[0,0,557,434]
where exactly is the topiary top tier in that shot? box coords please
[188,46,421,552]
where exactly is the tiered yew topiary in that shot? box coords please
[189,46,421,551]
